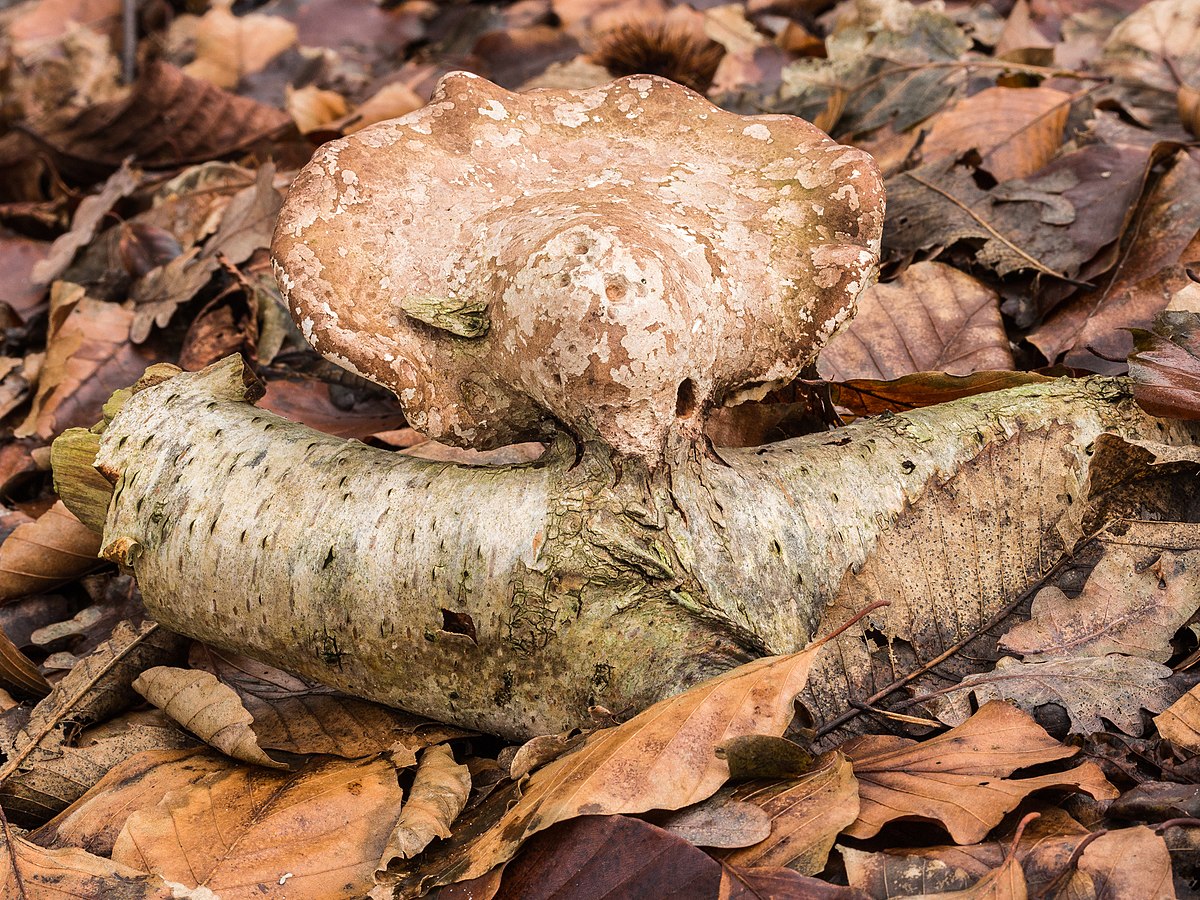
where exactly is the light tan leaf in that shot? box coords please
[182,0,297,89]
[380,744,471,865]
[719,751,859,875]
[1155,683,1200,752]
[1065,826,1176,899]
[0,819,180,900]
[1001,544,1200,662]
[287,85,348,134]
[0,501,102,603]
[949,655,1179,736]
[112,755,405,899]
[922,87,1072,181]
[842,701,1117,842]
[422,642,827,888]
[32,747,234,857]
[133,666,286,768]
[819,262,1014,381]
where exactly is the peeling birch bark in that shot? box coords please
[90,356,1195,739]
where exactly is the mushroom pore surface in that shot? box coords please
[272,71,885,462]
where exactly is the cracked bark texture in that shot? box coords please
[91,357,1195,739]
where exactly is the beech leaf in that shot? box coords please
[379,744,472,866]
[0,501,102,604]
[841,701,1117,843]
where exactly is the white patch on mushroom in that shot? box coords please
[479,100,508,120]
[742,124,772,141]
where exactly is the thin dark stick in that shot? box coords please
[122,0,138,85]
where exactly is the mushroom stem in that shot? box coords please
[80,356,1192,739]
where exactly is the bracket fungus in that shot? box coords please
[272,71,885,461]
[66,74,1199,742]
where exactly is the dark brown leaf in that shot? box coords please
[28,60,291,178]
[1028,149,1200,372]
[494,815,722,900]
[828,371,1051,417]
[719,863,868,899]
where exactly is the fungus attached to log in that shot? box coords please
[272,71,885,462]
[61,73,1200,743]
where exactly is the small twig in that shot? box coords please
[122,0,138,85]
[1030,829,1106,900]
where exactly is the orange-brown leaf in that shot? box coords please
[0,501,102,604]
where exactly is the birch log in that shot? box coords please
[89,356,1193,739]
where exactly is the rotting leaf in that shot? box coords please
[182,0,298,90]
[1155,683,1200,753]
[819,262,1014,382]
[652,796,772,850]
[190,644,471,759]
[379,744,471,867]
[32,747,233,858]
[133,666,287,769]
[1062,825,1175,898]
[111,755,405,899]
[942,655,1180,736]
[491,815,722,900]
[1000,544,1200,662]
[29,161,139,290]
[1028,149,1200,372]
[841,701,1117,843]
[826,371,1051,417]
[15,285,158,439]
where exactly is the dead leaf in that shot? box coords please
[0,230,51,320]
[654,796,772,850]
[1129,309,1200,419]
[287,85,349,134]
[1001,544,1200,662]
[493,815,722,900]
[1155,683,1200,753]
[841,701,1117,842]
[947,655,1180,736]
[776,7,971,139]
[16,285,159,439]
[1101,0,1200,131]
[391,642,828,893]
[183,0,297,89]
[0,501,102,603]
[718,862,869,899]
[922,86,1073,181]
[29,60,291,178]
[112,755,406,899]
[1064,825,1176,899]
[380,744,471,866]
[133,666,287,768]
[1028,149,1200,372]
[32,747,234,857]
[819,262,1014,381]
[719,752,859,874]
[258,374,408,439]
[190,644,468,758]
[29,161,139,289]
[0,623,50,697]
[827,371,1051,417]
[0,818,179,900]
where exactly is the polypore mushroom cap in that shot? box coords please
[272,71,884,461]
